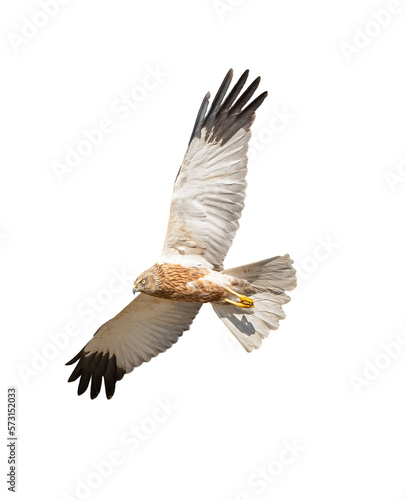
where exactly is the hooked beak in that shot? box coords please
[132,286,138,295]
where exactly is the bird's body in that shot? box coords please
[136,262,253,303]
[66,69,297,399]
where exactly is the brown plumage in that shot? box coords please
[66,70,297,400]
[134,263,229,303]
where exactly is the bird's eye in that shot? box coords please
[140,279,146,284]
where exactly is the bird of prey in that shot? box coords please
[66,69,297,399]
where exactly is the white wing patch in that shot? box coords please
[161,128,250,270]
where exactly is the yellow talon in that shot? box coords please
[224,298,254,309]
[224,287,254,308]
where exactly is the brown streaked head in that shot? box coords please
[133,267,158,295]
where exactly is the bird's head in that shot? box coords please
[133,269,157,295]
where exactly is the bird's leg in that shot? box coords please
[224,298,254,308]
[223,286,254,308]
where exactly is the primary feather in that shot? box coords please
[66,70,295,400]
[162,69,268,270]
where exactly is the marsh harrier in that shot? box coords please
[66,69,296,399]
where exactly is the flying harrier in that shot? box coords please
[67,69,297,399]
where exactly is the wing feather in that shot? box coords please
[66,294,201,399]
[162,69,267,270]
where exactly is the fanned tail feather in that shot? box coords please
[212,255,296,352]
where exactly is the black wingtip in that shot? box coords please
[65,348,85,365]
[241,90,268,115]
[66,349,124,400]
[231,76,262,113]
[188,92,210,145]
[188,69,266,147]
[223,68,234,84]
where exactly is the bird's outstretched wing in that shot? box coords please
[66,294,201,399]
[161,69,267,271]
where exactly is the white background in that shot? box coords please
[1,1,405,499]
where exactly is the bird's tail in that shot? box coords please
[211,255,297,352]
